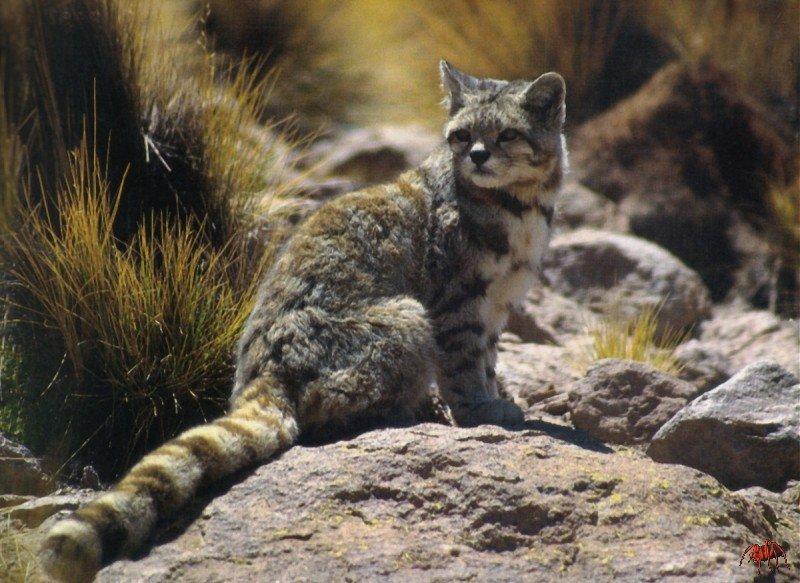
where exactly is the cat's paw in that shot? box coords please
[453,399,525,428]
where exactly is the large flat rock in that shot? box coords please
[98,423,796,582]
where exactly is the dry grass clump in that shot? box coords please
[0,516,45,583]
[194,0,365,130]
[0,0,299,477]
[645,0,799,116]
[578,305,690,376]
[366,0,634,124]
[2,0,298,245]
[3,143,263,474]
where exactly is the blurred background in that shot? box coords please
[0,1,797,578]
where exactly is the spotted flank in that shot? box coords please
[40,61,565,582]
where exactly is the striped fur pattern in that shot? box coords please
[39,61,566,582]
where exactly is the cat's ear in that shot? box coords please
[522,72,566,128]
[439,59,479,114]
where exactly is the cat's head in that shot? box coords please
[440,60,566,191]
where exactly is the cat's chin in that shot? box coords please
[464,172,505,189]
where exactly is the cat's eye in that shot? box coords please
[450,129,471,142]
[497,129,520,143]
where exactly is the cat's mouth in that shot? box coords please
[471,167,494,176]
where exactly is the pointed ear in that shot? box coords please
[439,59,479,114]
[522,72,566,128]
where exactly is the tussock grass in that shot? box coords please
[645,0,799,115]
[335,0,633,124]
[3,142,264,473]
[0,0,300,476]
[0,69,24,236]
[578,305,689,376]
[195,0,365,129]
[416,0,628,120]
[767,178,800,251]
[3,0,298,245]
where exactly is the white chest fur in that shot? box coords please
[478,209,551,335]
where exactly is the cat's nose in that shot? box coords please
[469,148,490,166]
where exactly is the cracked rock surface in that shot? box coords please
[99,423,797,582]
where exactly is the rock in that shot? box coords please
[568,359,699,445]
[0,494,34,509]
[648,361,800,491]
[309,125,439,185]
[497,343,579,416]
[780,480,800,507]
[98,423,795,582]
[733,486,786,530]
[542,229,711,333]
[505,306,559,345]
[699,306,799,376]
[674,340,733,393]
[294,176,359,202]
[80,465,102,491]
[4,490,94,528]
[519,285,591,342]
[537,393,571,417]
[0,433,52,496]
[570,62,795,303]
[553,181,624,233]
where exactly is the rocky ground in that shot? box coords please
[1,61,798,582]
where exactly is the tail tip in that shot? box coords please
[38,519,102,583]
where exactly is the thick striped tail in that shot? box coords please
[38,396,298,583]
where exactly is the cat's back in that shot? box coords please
[252,169,434,319]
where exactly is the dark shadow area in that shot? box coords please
[522,419,614,454]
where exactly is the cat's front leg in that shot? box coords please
[433,314,524,428]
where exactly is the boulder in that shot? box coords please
[699,307,799,376]
[4,490,94,528]
[673,339,733,393]
[568,359,699,445]
[648,361,800,491]
[542,229,711,333]
[518,285,591,343]
[505,306,559,345]
[0,494,33,509]
[734,485,795,532]
[0,433,52,496]
[497,343,579,417]
[570,61,795,304]
[97,423,795,582]
[553,181,623,233]
[309,125,439,185]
